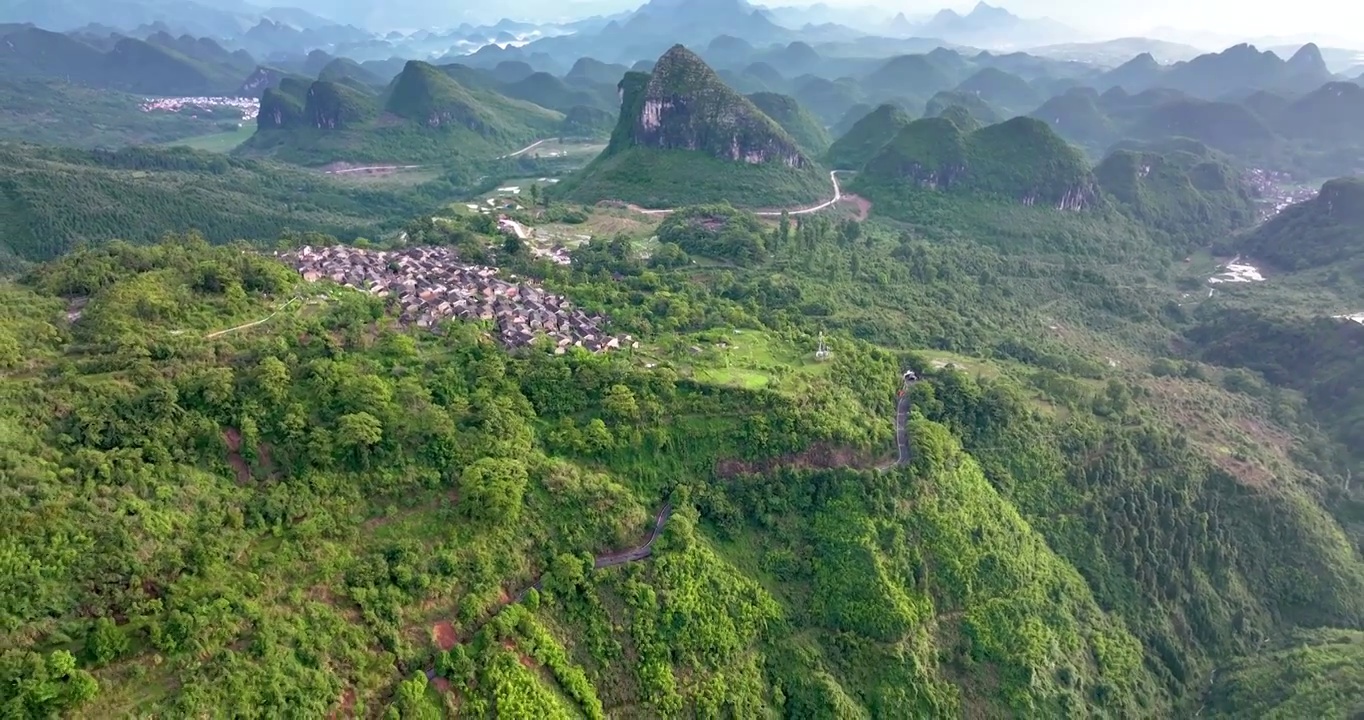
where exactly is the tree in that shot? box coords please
[458,458,529,525]
[87,617,129,665]
[391,671,440,720]
[254,356,291,404]
[337,412,384,466]
[583,419,615,455]
[603,384,640,423]
[503,234,525,256]
[528,183,541,208]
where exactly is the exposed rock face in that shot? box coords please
[1318,177,1364,223]
[615,45,809,168]
[256,79,308,129]
[239,66,285,96]
[303,81,374,130]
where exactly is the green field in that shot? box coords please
[163,124,255,152]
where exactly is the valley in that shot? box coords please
[1,1,1364,719]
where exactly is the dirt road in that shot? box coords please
[629,170,852,217]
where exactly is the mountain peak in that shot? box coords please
[615,44,808,168]
[1127,52,1158,67]
[385,61,489,131]
[1287,42,1327,72]
[969,1,1014,19]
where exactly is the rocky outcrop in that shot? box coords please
[256,78,308,130]
[612,45,810,168]
[303,81,376,130]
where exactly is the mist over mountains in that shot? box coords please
[8,0,1360,68]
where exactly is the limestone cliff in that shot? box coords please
[607,45,810,168]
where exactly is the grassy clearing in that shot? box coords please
[656,330,831,392]
[325,167,444,188]
[523,139,607,159]
[163,125,255,153]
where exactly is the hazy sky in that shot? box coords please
[766,0,1364,44]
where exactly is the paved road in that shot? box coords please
[324,165,422,174]
[896,388,912,465]
[594,503,673,568]
[500,139,548,159]
[632,170,849,217]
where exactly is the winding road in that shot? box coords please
[630,170,850,217]
[896,386,913,465]
[499,139,549,159]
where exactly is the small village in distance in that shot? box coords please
[282,244,637,353]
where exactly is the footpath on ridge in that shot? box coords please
[422,370,918,678]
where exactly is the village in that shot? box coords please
[1244,167,1319,218]
[281,244,636,353]
[139,96,260,121]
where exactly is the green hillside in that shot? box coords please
[0,144,435,264]
[558,105,616,139]
[240,61,563,167]
[303,81,378,129]
[8,27,1364,720]
[4,181,1364,716]
[0,79,248,149]
[317,57,384,89]
[1233,176,1364,271]
[825,103,912,170]
[561,46,829,209]
[953,67,1041,112]
[793,76,864,126]
[0,26,245,95]
[856,115,1097,214]
[1276,81,1364,144]
[1204,629,1364,718]
[501,72,615,113]
[1030,87,1116,152]
[1131,98,1278,154]
[746,91,833,155]
[862,54,953,104]
[924,91,1002,125]
[1095,144,1257,244]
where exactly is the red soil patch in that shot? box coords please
[843,194,871,221]
[256,442,276,477]
[329,688,357,719]
[222,428,250,483]
[431,677,452,694]
[432,621,457,651]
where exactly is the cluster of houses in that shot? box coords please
[281,245,636,353]
[139,96,260,121]
[1244,168,1318,218]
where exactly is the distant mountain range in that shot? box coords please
[902,2,1079,48]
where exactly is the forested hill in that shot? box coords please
[3,180,1364,716]
[0,144,438,265]
[560,45,830,209]
[240,60,564,166]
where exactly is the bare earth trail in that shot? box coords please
[626,170,855,217]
